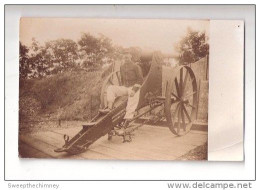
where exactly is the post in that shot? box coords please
[206,55,209,80]
[196,79,201,120]
[90,95,92,120]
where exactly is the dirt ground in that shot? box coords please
[178,142,208,160]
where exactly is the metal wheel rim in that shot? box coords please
[165,66,198,136]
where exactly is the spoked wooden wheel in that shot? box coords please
[165,66,198,136]
[100,71,122,109]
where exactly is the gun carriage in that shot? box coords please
[55,53,198,155]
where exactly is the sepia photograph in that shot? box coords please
[19,18,209,160]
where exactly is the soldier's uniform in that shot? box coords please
[106,60,143,119]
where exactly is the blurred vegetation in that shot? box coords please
[19,34,115,79]
[19,30,208,126]
[19,33,152,124]
[174,28,209,65]
[19,69,111,124]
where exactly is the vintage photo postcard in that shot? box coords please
[19,18,211,160]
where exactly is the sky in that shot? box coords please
[20,18,209,55]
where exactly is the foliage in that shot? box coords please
[27,38,54,78]
[19,33,116,79]
[45,39,79,73]
[19,42,30,79]
[125,46,142,62]
[19,33,164,124]
[175,28,209,65]
[19,95,41,122]
[78,33,114,69]
[19,70,106,122]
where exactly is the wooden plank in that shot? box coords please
[50,126,177,159]
[134,126,207,146]
[162,133,207,147]
[91,127,188,159]
[34,130,117,160]
[19,141,50,158]
[135,119,208,131]
[19,135,66,159]
[110,132,195,158]
[50,126,168,159]
[78,150,116,160]
[19,124,207,160]
[190,130,208,135]
[91,129,177,160]
[89,144,149,160]
[73,125,205,159]
[91,137,172,160]
[31,131,64,148]
[96,140,178,160]
[20,134,106,160]
[29,131,115,160]
[48,127,81,138]
[109,126,206,158]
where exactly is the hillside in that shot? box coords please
[19,68,112,129]
[19,57,208,131]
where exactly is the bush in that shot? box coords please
[19,96,41,122]
[19,69,108,123]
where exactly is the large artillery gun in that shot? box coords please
[55,53,198,155]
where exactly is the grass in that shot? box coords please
[19,57,208,130]
[19,68,111,128]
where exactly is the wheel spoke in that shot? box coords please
[166,67,198,136]
[177,105,181,134]
[171,92,180,100]
[184,91,197,99]
[174,78,181,97]
[112,74,115,84]
[116,72,121,86]
[186,102,196,109]
[180,104,186,131]
[182,69,189,95]
[171,103,180,123]
[182,105,191,123]
[108,77,113,85]
[179,68,183,97]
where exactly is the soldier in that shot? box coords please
[100,52,144,124]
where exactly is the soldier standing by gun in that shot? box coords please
[100,52,144,125]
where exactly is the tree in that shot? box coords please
[125,46,143,63]
[24,38,81,78]
[45,39,79,73]
[27,38,53,78]
[175,28,209,65]
[19,42,30,79]
[78,33,114,69]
